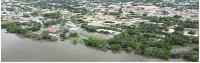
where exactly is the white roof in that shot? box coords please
[164,29,174,34]
[69,28,78,31]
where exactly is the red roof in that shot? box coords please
[49,29,57,33]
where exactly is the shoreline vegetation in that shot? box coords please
[1,11,199,61]
[1,22,199,61]
[1,0,199,62]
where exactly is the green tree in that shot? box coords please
[192,37,199,43]
[183,51,199,62]
[188,31,195,34]
[69,32,78,37]
[63,29,69,33]
[60,33,66,38]
[84,37,108,51]
[193,46,199,52]
[171,54,181,58]
[43,11,61,19]
[143,47,171,59]
[164,34,190,46]
[50,36,58,41]
[23,14,30,18]
[24,33,37,38]
[110,44,122,51]
[85,27,97,32]
[42,30,51,40]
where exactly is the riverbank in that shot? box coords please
[1,29,193,62]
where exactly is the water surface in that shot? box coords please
[1,29,191,62]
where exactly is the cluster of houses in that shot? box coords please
[130,5,198,21]
[64,21,79,32]
[89,0,198,21]
[1,0,199,38]
[96,13,115,20]
[162,25,199,37]
[47,21,79,33]
[85,18,150,27]
[39,21,79,37]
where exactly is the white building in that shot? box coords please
[69,27,78,32]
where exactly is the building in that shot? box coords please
[69,27,78,32]
[97,29,121,35]
[163,28,174,34]
[49,29,57,33]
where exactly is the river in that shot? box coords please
[1,29,194,62]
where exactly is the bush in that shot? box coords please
[85,27,97,32]
[60,33,66,38]
[192,37,199,43]
[23,14,30,18]
[50,36,58,41]
[61,37,69,41]
[24,33,37,38]
[43,11,61,19]
[171,54,181,58]
[84,37,108,51]
[193,47,199,52]
[164,28,169,31]
[126,47,133,52]
[63,29,69,33]
[98,30,110,34]
[69,32,78,37]
[143,47,171,59]
[188,31,195,34]
[164,34,190,46]
[183,51,199,62]
[110,44,122,51]
[81,24,87,28]
[43,19,62,27]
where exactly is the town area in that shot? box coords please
[1,0,199,62]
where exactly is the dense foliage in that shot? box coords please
[43,11,61,19]
[164,34,190,46]
[183,50,199,62]
[98,30,110,34]
[1,21,41,34]
[1,21,57,41]
[69,32,78,37]
[43,19,65,28]
[143,47,171,59]
[84,37,108,51]
[23,14,30,18]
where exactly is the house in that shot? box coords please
[69,27,78,32]
[20,21,30,23]
[49,29,57,33]
[103,23,113,26]
[65,21,76,27]
[97,29,121,34]
[163,28,174,34]
[97,29,115,33]
[88,23,106,27]
[114,32,121,35]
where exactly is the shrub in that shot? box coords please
[69,32,78,37]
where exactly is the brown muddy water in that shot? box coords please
[1,29,195,62]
